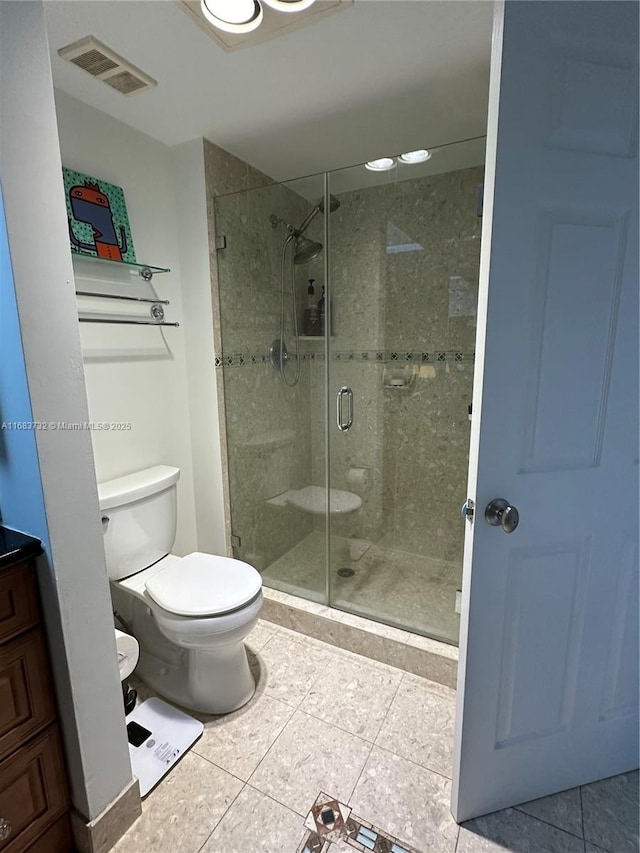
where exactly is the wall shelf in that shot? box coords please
[73,255,177,326]
[71,252,170,282]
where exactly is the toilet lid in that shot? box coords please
[145,552,262,617]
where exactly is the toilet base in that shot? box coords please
[136,641,256,715]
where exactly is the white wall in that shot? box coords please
[54,90,198,555]
[0,0,132,820]
[172,140,227,555]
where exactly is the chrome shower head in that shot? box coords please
[294,235,322,264]
[294,194,342,238]
[319,194,341,214]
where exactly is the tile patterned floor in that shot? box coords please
[113,620,639,853]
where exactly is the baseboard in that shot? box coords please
[71,778,141,853]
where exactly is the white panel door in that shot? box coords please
[452,0,639,822]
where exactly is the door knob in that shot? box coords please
[485,498,519,533]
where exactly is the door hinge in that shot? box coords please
[215,234,227,250]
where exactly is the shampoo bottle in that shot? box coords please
[304,279,319,336]
[318,285,325,335]
[318,285,332,335]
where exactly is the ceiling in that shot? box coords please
[44,0,492,183]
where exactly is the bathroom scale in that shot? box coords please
[126,697,203,796]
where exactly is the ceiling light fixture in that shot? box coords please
[399,149,431,164]
[200,0,263,34]
[365,157,396,172]
[263,0,316,10]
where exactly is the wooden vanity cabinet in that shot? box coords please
[0,555,72,853]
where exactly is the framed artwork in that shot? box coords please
[63,167,136,263]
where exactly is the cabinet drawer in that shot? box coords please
[0,631,56,763]
[0,727,69,853]
[0,566,39,645]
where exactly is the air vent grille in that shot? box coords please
[58,36,157,96]
[70,50,118,76]
[104,72,148,95]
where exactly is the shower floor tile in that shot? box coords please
[263,530,460,642]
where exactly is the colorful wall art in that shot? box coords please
[63,167,136,263]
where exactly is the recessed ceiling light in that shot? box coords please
[399,149,432,164]
[200,0,263,33]
[365,157,396,172]
[263,0,316,10]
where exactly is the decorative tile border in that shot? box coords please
[297,792,420,853]
[214,350,474,368]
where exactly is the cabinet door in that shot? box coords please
[0,566,39,645]
[0,727,69,853]
[0,631,56,762]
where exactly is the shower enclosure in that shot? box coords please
[214,137,484,645]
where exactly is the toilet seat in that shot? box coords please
[145,552,262,617]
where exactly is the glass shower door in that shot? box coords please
[214,138,483,645]
[326,144,483,643]
[214,172,328,604]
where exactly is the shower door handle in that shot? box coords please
[336,386,354,432]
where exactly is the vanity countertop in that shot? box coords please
[0,525,43,570]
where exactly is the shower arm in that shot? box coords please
[295,204,321,237]
[270,206,321,238]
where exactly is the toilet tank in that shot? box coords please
[98,465,180,581]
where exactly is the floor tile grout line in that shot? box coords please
[512,802,585,842]
[456,808,592,853]
[186,747,247,785]
[195,779,247,853]
[252,681,455,787]
[346,737,376,809]
[245,780,311,820]
[372,741,453,783]
[579,784,587,845]
[244,675,328,787]
[375,671,404,737]
[292,705,374,747]
[298,661,404,744]
[348,673,405,802]
[246,704,375,819]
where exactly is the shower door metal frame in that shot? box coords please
[322,171,332,608]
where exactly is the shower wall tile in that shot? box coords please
[328,168,481,580]
[203,138,272,199]
[209,159,322,573]
[382,362,474,563]
[204,139,277,554]
[223,362,313,568]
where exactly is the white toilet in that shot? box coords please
[98,465,263,715]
